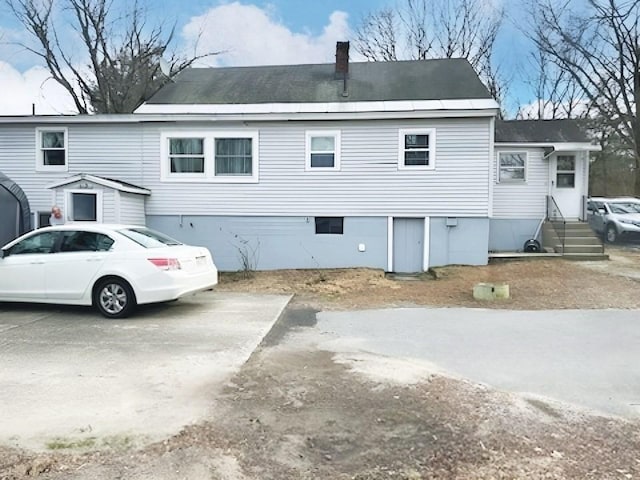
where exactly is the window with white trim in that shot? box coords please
[215,138,253,175]
[161,131,259,182]
[36,127,68,171]
[398,129,435,170]
[169,138,205,173]
[498,152,527,182]
[305,131,341,171]
[65,190,103,222]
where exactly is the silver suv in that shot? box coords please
[587,197,640,243]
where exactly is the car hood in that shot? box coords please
[611,213,640,221]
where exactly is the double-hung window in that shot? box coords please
[498,152,527,182]
[169,138,205,174]
[305,131,341,171]
[36,127,68,171]
[398,128,435,170]
[215,138,253,175]
[161,131,259,182]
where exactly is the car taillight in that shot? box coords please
[148,258,181,270]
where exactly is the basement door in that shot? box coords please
[393,218,424,273]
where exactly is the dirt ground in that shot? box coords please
[2,246,640,480]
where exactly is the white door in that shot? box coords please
[551,154,583,219]
[0,231,58,300]
[44,230,111,300]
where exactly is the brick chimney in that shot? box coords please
[335,41,350,77]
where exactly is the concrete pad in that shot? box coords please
[316,308,640,419]
[0,292,290,450]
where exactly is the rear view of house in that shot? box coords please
[0,42,601,272]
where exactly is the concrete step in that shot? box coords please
[555,244,605,254]
[563,236,603,246]
[562,253,610,261]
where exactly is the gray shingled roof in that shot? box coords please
[146,59,492,105]
[495,119,591,143]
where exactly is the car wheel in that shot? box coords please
[606,223,618,243]
[94,278,136,319]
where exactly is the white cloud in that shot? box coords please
[0,62,76,115]
[0,2,354,114]
[181,2,353,67]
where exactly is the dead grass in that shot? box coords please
[218,252,640,310]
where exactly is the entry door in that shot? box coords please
[551,154,583,219]
[393,218,424,273]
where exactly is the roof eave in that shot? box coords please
[495,142,601,151]
[46,173,151,195]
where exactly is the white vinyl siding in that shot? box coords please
[0,124,143,220]
[142,118,491,217]
[118,192,146,224]
[0,118,491,223]
[492,147,547,219]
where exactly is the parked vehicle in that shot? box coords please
[0,224,218,318]
[586,197,640,243]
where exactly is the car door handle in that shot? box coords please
[86,257,102,262]
[30,261,45,265]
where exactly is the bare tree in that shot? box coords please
[530,0,640,195]
[5,0,214,113]
[516,48,586,119]
[354,0,505,102]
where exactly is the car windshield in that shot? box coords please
[118,228,183,248]
[608,202,640,214]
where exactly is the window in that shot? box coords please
[161,131,259,182]
[215,138,253,175]
[398,129,435,170]
[60,231,114,252]
[498,152,527,182]
[118,227,183,248]
[65,190,103,222]
[36,128,68,171]
[306,131,341,170]
[7,231,59,255]
[315,217,344,234]
[556,155,575,188]
[169,138,205,173]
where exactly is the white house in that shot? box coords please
[0,43,600,272]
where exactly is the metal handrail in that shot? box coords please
[546,195,566,253]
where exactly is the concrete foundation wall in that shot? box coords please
[489,219,541,252]
[429,217,490,267]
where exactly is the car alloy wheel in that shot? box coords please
[606,224,618,243]
[95,278,135,318]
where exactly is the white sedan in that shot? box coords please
[0,224,218,318]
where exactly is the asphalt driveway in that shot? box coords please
[315,308,640,419]
[0,292,290,450]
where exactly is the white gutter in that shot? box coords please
[496,142,601,152]
[134,98,500,115]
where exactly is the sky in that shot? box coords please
[0,0,533,116]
